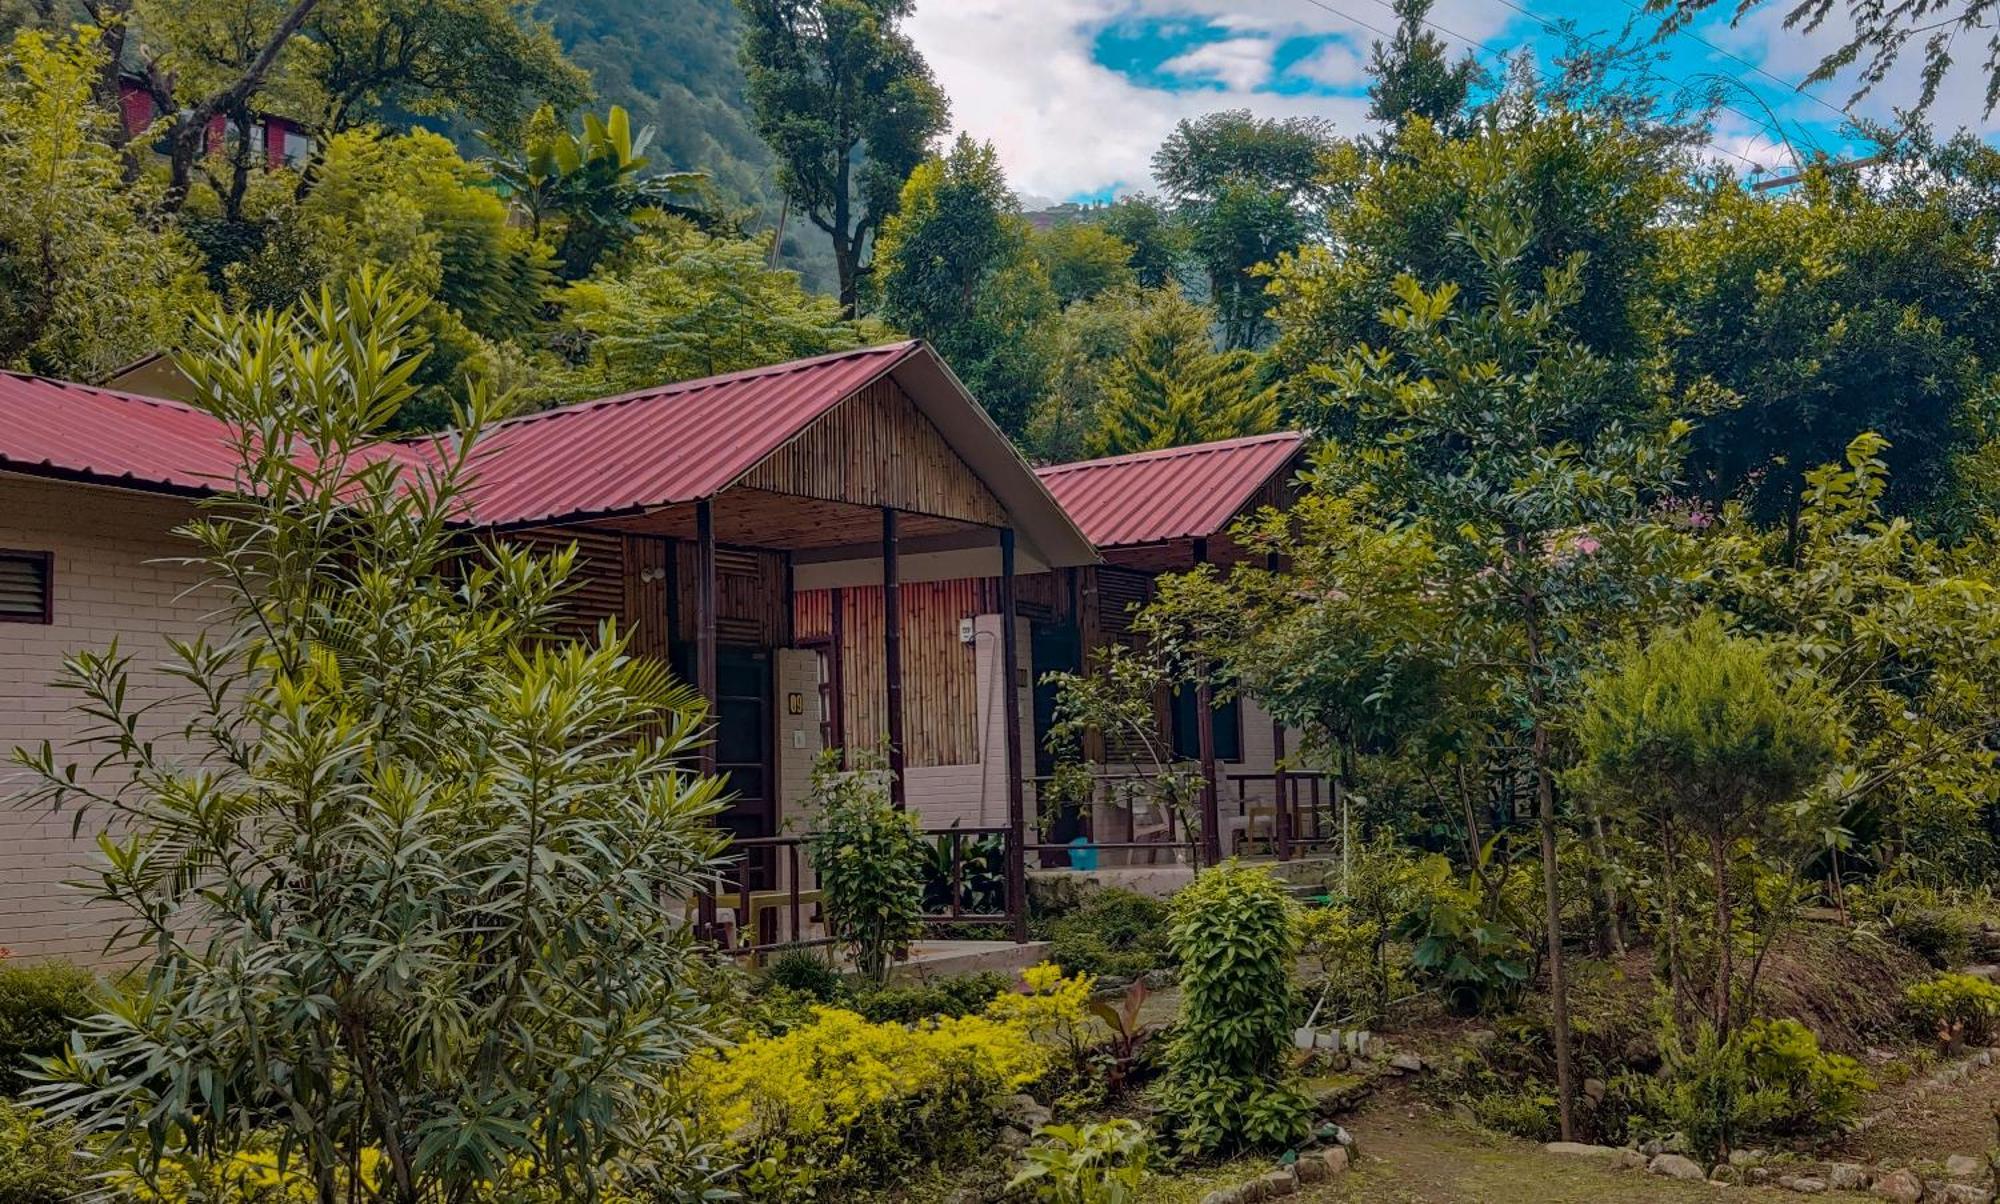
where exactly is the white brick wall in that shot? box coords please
[0,475,215,963]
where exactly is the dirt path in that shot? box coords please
[1147,1095,1875,1204]
[1837,1048,2000,1167]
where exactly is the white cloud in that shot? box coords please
[1159,36,1277,92]
[903,0,1514,201]
[1288,38,1369,89]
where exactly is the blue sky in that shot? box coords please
[904,1,1987,205]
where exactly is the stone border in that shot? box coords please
[1197,1141,1352,1204]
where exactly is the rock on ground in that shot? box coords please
[1647,1153,1707,1181]
[1826,1163,1870,1191]
[1869,1168,1923,1203]
[1946,1154,1987,1178]
[1543,1142,1621,1158]
[1321,1146,1351,1175]
[1776,1175,1826,1194]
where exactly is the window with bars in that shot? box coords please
[0,550,52,624]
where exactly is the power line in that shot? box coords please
[1616,0,1855,124]
[1480,0,1799,159]
[1287,0,1786,176]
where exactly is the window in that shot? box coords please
[1171,684,1242,762]
[0,550,52,624]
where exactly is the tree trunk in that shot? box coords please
[1584,798,1624,957]
[1522,595,1575,1142]
[1711,828,1733,1039]
[1534,719,1577,1142]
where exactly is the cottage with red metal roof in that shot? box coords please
[0,343,1312,960]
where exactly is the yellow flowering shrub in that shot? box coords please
[690,964,1093,1201]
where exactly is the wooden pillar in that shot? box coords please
[1000,528,1029,943]
[829,586,847,768]
[882,507,905,807]
[1194,537,1221,866]
[1269,550,1292,862]
[695,499,718,777]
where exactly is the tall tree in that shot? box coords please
[1086,289,1276,456]
[302,0,590,140]
[1365,0,1483,138]
[1270,141,1694,1134]
[874,134,1054,435]
[0,28,211,377]
[1152,110,1339,349]
[552,220,872,397]
[1032,220,1136,308]
[1659,156,2000,528]
[1649,0,2000,117]
[736,0,947,315]
[127,0,322,215]
[1098,193,1189,289]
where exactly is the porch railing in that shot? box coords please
[1023,767,1335,866]
[690,824,1024,957]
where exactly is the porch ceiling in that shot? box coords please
[593,486,1042,585]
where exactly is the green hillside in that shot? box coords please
[537,0,835,291]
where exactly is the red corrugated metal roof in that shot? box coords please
[0,342,926,526]
[451,340,923,527]
[1034,431,1306,548]
[0,372,242,494]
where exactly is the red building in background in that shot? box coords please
[116,76,313,169]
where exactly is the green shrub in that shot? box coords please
[763,948,842,1002]
[1638,1018,1873,1163]
[1007,1120,1150,1203]
[0,961,99,1093]
[1905,972,2000,1046]
[0,1100,85,1204]
[846,971,1012,1024]
[1155,864,1312,1156]
[1396,862,1530,1016]
[1886,906,1974,969]
[800,750,928,983]
[1468,1088,1560,1142]
[1045,889,1173,982]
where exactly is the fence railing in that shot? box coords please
[690,824,1022,956]
[691,771,1344,959]
[1024,767,1335,865]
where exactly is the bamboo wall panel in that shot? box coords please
[739,379,1009,526]
[796,581,982,767]
[512,528,626,641]
[622,534,670,661]
[672,545,790,648]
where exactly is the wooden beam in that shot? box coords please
[1269,549,1291,862]
[1000,528,1028,943]
[883,507,905,807]
[829,586,847,768]
[696,499,718,778]
[1194,537,1220,866]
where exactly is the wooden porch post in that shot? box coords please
[695,499,718,778]
[1269,551,1292,862]
[882,507,905,807]
[829,586,847,769]
[1194,537,1221,866]
[1000,528,1029,943]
